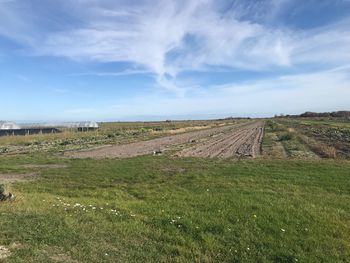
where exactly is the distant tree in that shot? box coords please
[299,111,349,119]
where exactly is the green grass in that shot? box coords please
[1,154,350,262]
[298,119,350,129]
[276,118,350,158]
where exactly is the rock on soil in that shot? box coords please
[0,246,11,259]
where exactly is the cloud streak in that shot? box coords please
[0,0,349,121]
[60,66,350,120]
[1,0,350,94]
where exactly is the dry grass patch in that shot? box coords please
[42,246,79,263]
[0,173,39,184]
[20,164,68,169]
[298,134,337,158]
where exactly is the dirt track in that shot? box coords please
[67,121,264,159]
[178,121,264,158]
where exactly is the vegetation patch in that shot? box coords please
[0,155,349,262]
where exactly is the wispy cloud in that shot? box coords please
[62,66,350,120]
[1,0,349,122]
[2,0,350,95]
[15,74,29,81]
[69,69,150,77]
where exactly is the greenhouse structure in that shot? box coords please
[0,121,99,136]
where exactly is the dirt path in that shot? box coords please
[177,121,264,158]
[67,122,257,159]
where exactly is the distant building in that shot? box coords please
[0,121,21,130]
[0,121,99,136]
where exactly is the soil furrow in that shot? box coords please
[67,121,256,159]
[178,121,265,159]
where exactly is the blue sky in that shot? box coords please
[0,0,350,121]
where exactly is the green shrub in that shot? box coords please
[278,132,294,141]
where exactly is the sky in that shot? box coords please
[0,0,350,121]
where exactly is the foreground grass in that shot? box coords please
[1,155,350,262]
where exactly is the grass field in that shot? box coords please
[1,118,350,262]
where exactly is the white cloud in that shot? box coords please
[40,2,350,89]
[1,0,350,99]
[62,67,350,120]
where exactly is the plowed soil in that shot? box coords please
[67,121,264,159]
[178,121,264,158]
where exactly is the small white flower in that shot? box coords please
[281,228,286,232]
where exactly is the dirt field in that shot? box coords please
[178,121,264,158]
[67,121,264,159]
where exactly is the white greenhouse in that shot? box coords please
[0,121,21,130]
[0,121,99,136]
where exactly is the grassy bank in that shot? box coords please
[1,155,349,262]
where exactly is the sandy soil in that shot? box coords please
[67,122,255,159]
[177,121,264,158]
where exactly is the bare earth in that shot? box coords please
[178,121,264,158]
[67,121,264,159]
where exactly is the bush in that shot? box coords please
[266,120,287,132]
[266,120,277,131]
[278,132,294,141]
